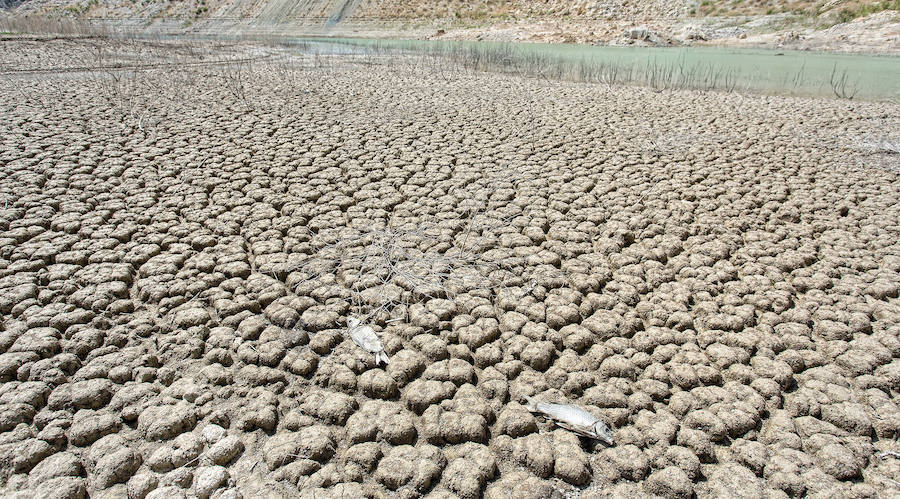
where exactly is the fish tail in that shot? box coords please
[376,351,390,366]
[523,395,538,412]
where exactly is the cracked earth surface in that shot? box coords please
[1,38,900,498]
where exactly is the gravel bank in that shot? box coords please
[1,38,899,498]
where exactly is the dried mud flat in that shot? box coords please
[1,38,900,499]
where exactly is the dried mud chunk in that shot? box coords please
[668,363,700,390]
[474,343,503,368]
[67,378,114,410]
[604,444,650,481]
[1,380,50,409]
[49,309,95,333]
[33,476,87,499]
[495,403,538,437]
[813,320,851,341]
[408,303,439,329]
[152,433,204,472]
[106,383,159,421]
[386,349,426,386]
[263,426,335,470]
[300,391,358,425]
[85,434,142,489]
[411,334,450,361]
[218,261,250,279]
[252,340,286,367]
[0,352,39,382]
[662,445,701,480]
[520,341,555,371]
[644,466,693,499]
[583,383,628,409]
[704,462,763,498]
[732,439,768,476]
[0,284,37,315]
[146,485,186,499]
[304,462,342,489]
[174,308,210,329]
[759,410,802,449]
[137,403,198,441]
[793,416,848,439]
[442,443,497,498]
[820,403,872,436]
[423,405,488,444]
[374,444,446,492]
[69,410,122,447]
[265,296,314,328]
[0,403,36,434]
[426,299,457,321]
[282,349,317,377]
[344,441,382,473]
[422,358,475,386]
[458,323,500,350]
[236,365,285,386]
[635,379,670,401]
[484,471,558,499]
[272,458,321,484]
[598,354,636,380]
[359,369,399,399]
[676,428,715,463]
[513,433,554,478]
[309,331,340,355]
[546,304,580,330]
[553,324,594,353]
[582,310,624,341]
[200,364,232,387]
[815,443,861,480]
[683,409,728,442]
[10,327,61,359]
[235,400,278,433]
[552,430,590,485]
[404,380,457,414]
[8,437,53,473]
[346,401,417,445]
[202,435,243,466]
[28,451,83,487]
[193,465,229,499]
[237,316,266,341]
[301,306,339,332]
[633,409,678,445]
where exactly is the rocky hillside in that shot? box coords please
[5,0,896,24]
[2,0,899,52]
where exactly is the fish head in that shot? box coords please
[593,422,615,445]
[347,317,360,328]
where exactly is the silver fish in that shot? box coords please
[347,317,390,365]
[524,396,615,445]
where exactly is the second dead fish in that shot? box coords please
[347,316,390,366]
[524,396,615,445]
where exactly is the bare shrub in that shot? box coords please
[829,63,859,100]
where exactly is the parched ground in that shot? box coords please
[1,38,900,499]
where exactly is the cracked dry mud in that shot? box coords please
[1,38,900,499]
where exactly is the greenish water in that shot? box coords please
[304,37,900,101]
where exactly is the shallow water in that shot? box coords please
[305,37,900,100]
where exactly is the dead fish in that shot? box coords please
[347,316,389,365]
[524,396,615,445]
